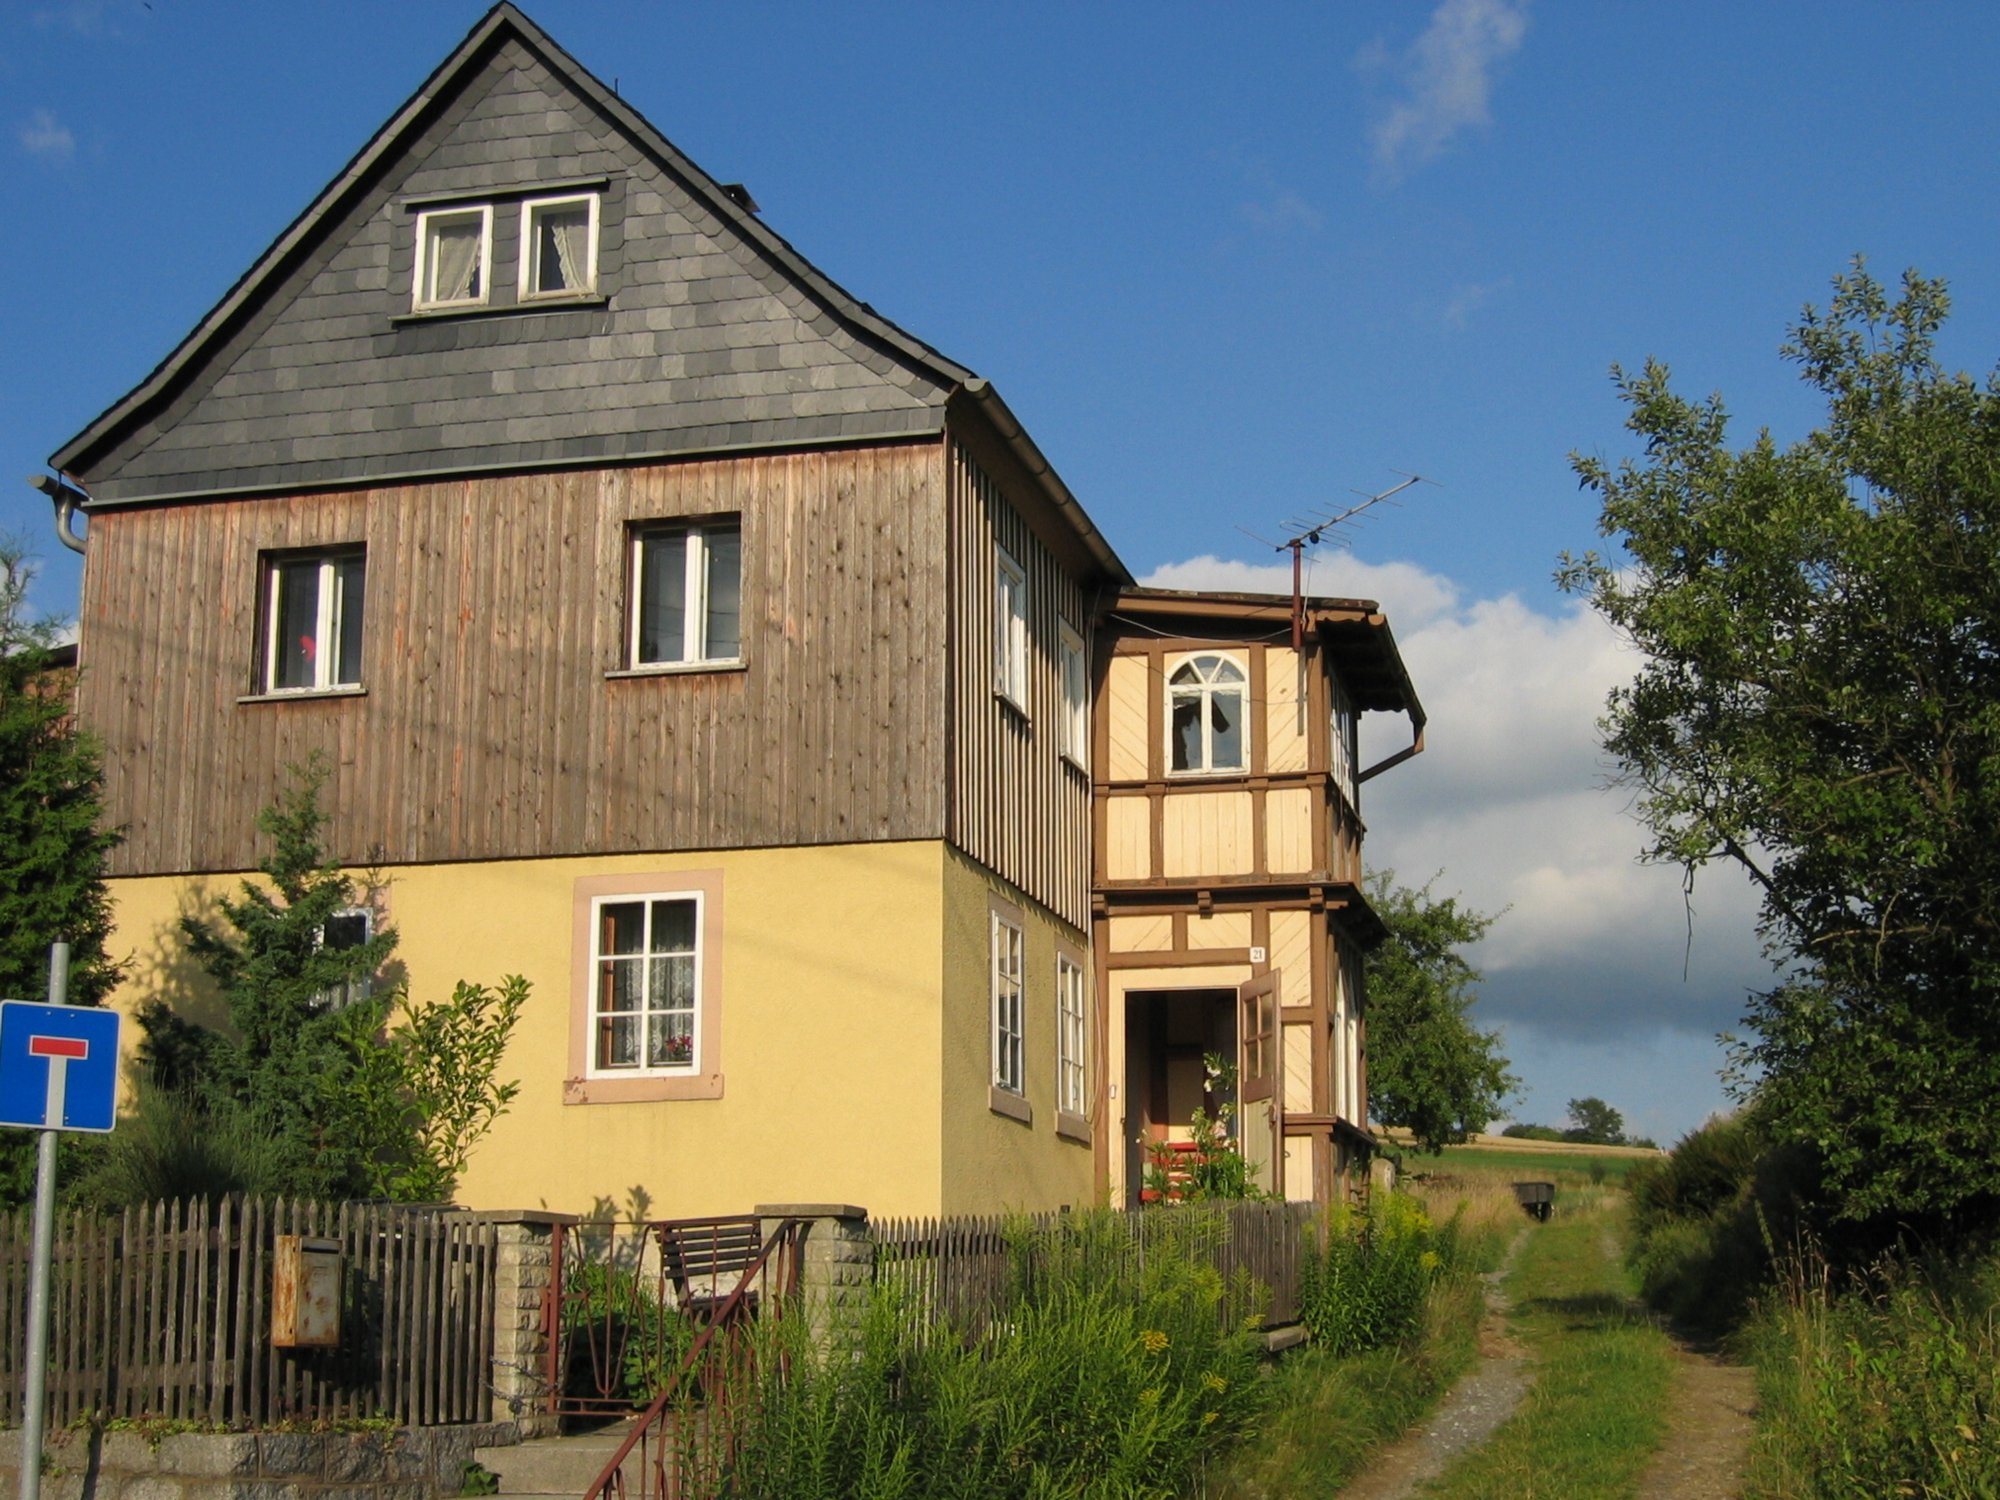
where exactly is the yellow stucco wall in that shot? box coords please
[937,847,1097,1215]
[101,841,952,1218]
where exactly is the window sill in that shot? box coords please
[1164,766,1249,782]
[238,686,368,705]
[605,660,747,680]
[564,1071,724,1105]
[392,295,609,326]
[988,1086,1032,1126]
[1061,752,1089,778]
[995,689,1030,721]
[1056,1110,1091,1146]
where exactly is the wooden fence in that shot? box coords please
[873,1200,1314,1340]
[0,1196,496,1429]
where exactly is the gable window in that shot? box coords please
[994,544,1027,711]
[520,193,599,300]
[263,548,364,694]
[991,907,1026,1109]
[590,893,701,1075]
[1167,653,1246,773]
[631,519,742,668]
[1056,951,1088,1136]
[413,205,492,311]
[1059,624,1088,769]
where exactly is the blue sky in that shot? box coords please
[6,0,1999,1146]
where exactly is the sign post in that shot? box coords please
[1,945,121,1500]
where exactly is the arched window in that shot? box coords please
[1167,654,1246,772]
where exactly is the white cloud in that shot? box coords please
[1440,277,1510,331]
[1363,0,1529,181]
[1143,550,1770,1050]
[1239,189,1323,235]
[19,108,75,164]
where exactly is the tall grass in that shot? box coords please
[1745,1249,2000,1499]
[717,1211,1266,1500]
[1204,1184,1507,1499]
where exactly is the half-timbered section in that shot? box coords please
[1092,589,1424,1206]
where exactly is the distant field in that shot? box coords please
[1392,1142,1654,1185]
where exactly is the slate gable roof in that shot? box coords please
[52,4,988,508]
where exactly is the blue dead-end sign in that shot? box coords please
[0,1000,121,1133]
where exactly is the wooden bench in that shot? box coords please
[655,1216,768,1321]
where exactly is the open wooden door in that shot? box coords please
[1236,971,1283,1196]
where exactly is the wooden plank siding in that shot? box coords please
[943,441,1093,931]
[77,443,951,876]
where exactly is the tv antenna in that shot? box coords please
[1237,472,1431,649]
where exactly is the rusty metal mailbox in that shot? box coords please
[272,1234,343,1347]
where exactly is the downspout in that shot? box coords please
[1356,715,1425,784]
[28,475,88,554]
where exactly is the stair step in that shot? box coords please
[475,1426,644,1496]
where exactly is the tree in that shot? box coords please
[1363,873,1519,1152]
[138,756,400,1197]
[0,540,120,1009]
[1561,262,2000,1223]
[134,757,527,1203]
[0,539,122,1205]
[1563,1096,1626,1146]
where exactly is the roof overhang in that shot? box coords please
[1108,586,1425,722]
[947,381,1131,588]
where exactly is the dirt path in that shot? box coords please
[1633,1344,1757,1499]
[1335,1226,1758,1500]
[1334,1232,1532,1500]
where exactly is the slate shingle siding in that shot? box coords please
[81,37,952,503]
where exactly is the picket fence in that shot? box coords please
[872,1199,1314,1339]
[0,1195,496,1429]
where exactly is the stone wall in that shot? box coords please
[0,1421,519,1500]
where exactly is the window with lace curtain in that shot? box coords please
[412,205,492,311]
[520,193,598,299]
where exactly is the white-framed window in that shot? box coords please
[1059,623,1088,769]
[630,519,743,668]
[589,892,702,1076]
[263,548,365,694]
[316,906,375,1011]
[1167,652,1246,773]
[518,193,599,300]
[412,204,493,311]
[994,544,1027,711]
[992,910,1025,1096]
[1056,953,1087,1120]
[1330,679,1356,802]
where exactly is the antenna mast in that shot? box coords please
[1269,473,1426,648]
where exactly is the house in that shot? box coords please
[39,5,1422,1217]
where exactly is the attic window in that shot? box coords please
[520,193,599,300]
[413,205,492,311]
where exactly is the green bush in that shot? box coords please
[717,1211,1266,1500]
[1624,1110,1840,1340]
[1298,1192,1453,1357]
